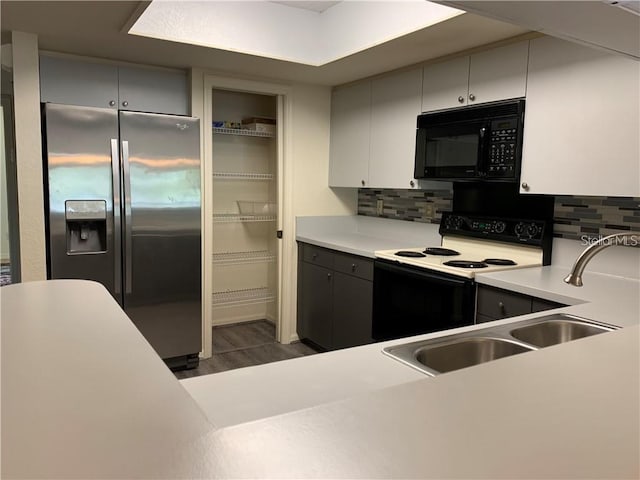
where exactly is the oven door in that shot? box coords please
[415,119,489,180]
[372,259,475,342]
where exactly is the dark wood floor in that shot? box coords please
[174,320,319,380]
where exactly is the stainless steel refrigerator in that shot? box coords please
[43,103,201,369]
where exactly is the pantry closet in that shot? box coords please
[210,89,279,331]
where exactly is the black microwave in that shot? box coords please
[414,99,525,182]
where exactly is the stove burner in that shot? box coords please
[483,258,517,266]
[395,250,426,258]
[423,247,460,256]
[443,260,488,269]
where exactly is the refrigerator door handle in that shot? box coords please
[121,140,133,295]
[110,139,122,295]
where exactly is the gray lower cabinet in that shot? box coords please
[476,285,565,323]
[298,262,333,350]
[297,243,373,350]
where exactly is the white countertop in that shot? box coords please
[295,215,442,257]
[0,280,212,479]
[3,275,639,478]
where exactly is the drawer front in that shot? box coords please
[333,252,373,281]
[477,286,532,320]
[532,297,565,313]
[476,314,496,324]
[301,243,334,269]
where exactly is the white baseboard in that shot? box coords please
[211,314,267,327]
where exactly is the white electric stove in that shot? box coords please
[372,212,554,341]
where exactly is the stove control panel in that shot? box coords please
[440,213,550,246]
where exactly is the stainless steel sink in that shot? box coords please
[509,314,615,348]
[414,337,534,374]
[383,313,618,376]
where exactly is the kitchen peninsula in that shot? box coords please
[2,238,639,478]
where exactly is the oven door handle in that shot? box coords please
[374,260,470,287]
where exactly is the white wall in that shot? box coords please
[11,31,46,281]
[291,83,355,217]
[0,106,9,262]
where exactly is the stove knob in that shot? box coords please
[514,222,526,237]
[494,221,506,234]
[527,223,539,237]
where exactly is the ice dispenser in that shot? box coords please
[65,200,107,254]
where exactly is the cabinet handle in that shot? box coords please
[327,273,332,280]
[469,93,476,102]
[109,100,116,107]
[312,253,318,260]
[498,301,505,313]
[351,263,357,272]
[361,180,365,186]
[521,182,530,191]
[457,96,464,103]
[409,180,415,187]
[122,101,129,107]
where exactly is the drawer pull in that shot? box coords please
[312,253,317,260]
[351,263,357,272]
[498,301,505,313]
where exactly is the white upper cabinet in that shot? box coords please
[421,57,470,111]
[422,41,529,112]
[39,55,189,116]
[520,37,640,196]
[40,55,119,110]
[369,68,422,189]
[117,66,189,116]
[329,82,371,188]
[468,41,529,105]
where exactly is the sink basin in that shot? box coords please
[414,337,534,374]
[383,313,618,376]
[384,336,535,376]
[509,315,615,348]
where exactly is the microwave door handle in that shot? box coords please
[477,127,487,176]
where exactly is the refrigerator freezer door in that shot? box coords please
[44,104,121,303]
[119,111,201,359]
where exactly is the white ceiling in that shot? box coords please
[271,1,341,13]
[0,1,529,86]
[130,1,465,66]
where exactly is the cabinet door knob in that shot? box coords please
[109,100,116,107]
[122,101,129,107]
[469,93,476,102]
[361,180,365,186]
[521,182,530,191]
[312,253,317,260]
[327,273,332,280]
[351,263,357,272]
[409,180,415,187]
[457,96,464,103]
[498,301,505,312]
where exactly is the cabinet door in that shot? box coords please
[421,56,470,112]
[521,37,640,196]
[118,66,189,116]
[468,41,529,105]
[39,55,119,109]
[329,82,371,187]
[332,272,373,349]
[476,286,531,320]
[298,262,333,350]
[369,69,422,189]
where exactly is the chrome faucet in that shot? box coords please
[564,233,638,286]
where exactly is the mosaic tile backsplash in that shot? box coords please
[358,188,640,245]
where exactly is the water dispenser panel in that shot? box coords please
[65,200,107,254]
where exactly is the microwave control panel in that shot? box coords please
[488,117,519,177]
